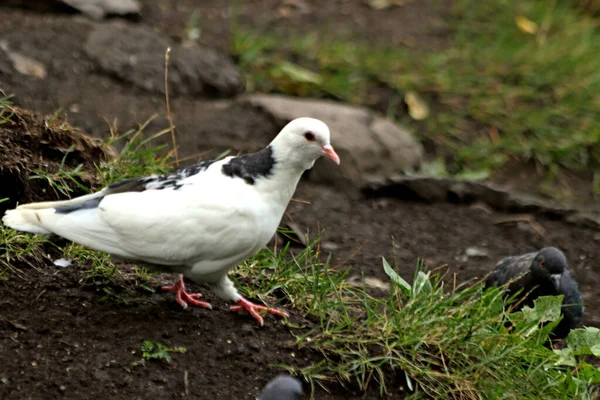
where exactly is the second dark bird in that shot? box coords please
[485,247,584,342]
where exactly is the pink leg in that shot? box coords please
[230,297,287,326]
[161,276,212,310]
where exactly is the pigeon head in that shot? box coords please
[270,117,340,171]
[532,247,568,290]
[257,375,303,400]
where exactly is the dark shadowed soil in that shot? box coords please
[0,106,110,213]
[0,1,598,400]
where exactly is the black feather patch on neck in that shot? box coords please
[221,146,276,185]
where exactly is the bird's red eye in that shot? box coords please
[304,131,315,141]
[539,260,545,268]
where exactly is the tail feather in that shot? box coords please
[4,204,135,259]
[3,208,53,234]
[16,191,105,210]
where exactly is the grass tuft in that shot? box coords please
[236,242,600,399]
[130,340,187,368]
[0,94,15,125]
[0,228,50,281]
[29,151,91,198]
[98,116,172,185]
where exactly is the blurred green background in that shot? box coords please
[229,0,600,202]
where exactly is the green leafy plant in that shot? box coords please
[141,340,187,364]
[131,340,187,367]
[235,246,600,399]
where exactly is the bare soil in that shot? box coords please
[0,1,598,400]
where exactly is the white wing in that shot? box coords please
[98,189,261,265]
[3,155,283,276]
[5,186,265,270]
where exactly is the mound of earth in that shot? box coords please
[0,105,112,214]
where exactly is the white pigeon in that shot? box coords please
[3,117,340,326]
[258,375,303,400]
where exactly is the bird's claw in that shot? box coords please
[230,297,287,326]
[161,278,212,310]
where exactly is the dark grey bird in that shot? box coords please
[485,247,584,341]
[257,375,303,400]
[553,270,584,341]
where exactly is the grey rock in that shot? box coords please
[0,41,47,79]
[465,246,489,258]
[84,22,243,98]
[238,94,423,186]
[345,275,390,291]
[363,175,600,230]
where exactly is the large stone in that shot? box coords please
[84,22,243,98]
[238,94,423,186]
[362,174,600,229]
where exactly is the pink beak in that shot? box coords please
[322,144,340,165]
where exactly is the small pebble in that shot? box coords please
[465,246,489,258]
[53,258,72,268]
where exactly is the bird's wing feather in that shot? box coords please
[16,158,228,210]
[96,189,259,265]
[23,182,263,269]
[8,156,271,268]
[485,252,536,287]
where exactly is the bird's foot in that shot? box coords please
[230,297,287,326]
[161,277,212,310]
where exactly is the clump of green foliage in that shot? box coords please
[98,117,173,186]
[0,227,49,281]
[235,243,600,399]
[131,340,187,367]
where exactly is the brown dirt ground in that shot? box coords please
[0,1,598,400]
